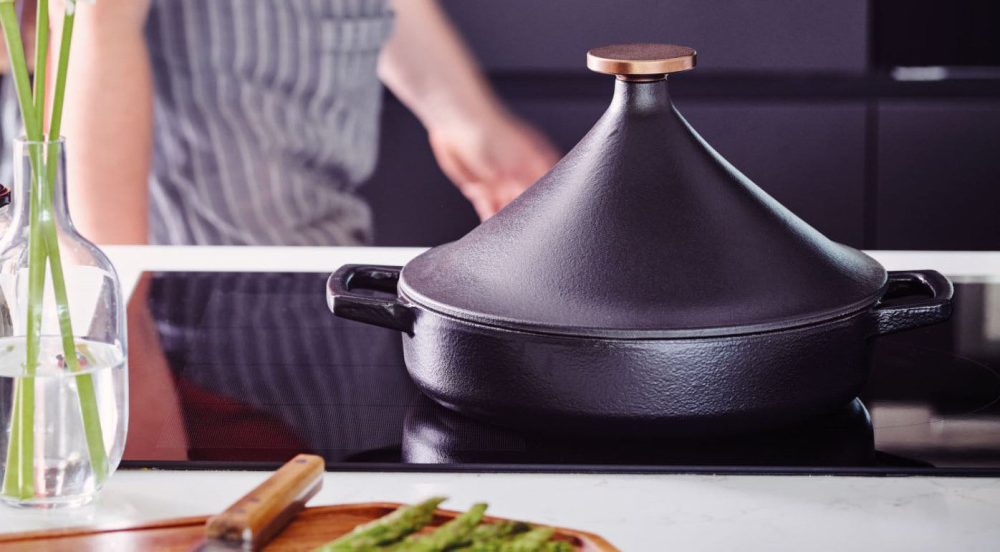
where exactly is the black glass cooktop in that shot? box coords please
[122,271,1000,475]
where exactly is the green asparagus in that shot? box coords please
[469,521,531,542]
[454,542,503,552]
[395,503,488,551]
[451,520,532,552]
[540,540,575,552]
[315,497,447,552]
[453,525,564,552]
[500,527,557,552]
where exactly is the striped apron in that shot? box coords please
[1,0,394,246]
[147,0,393,245]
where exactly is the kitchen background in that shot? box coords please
[360,0,1000,250]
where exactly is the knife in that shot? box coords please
[191,453,325,551]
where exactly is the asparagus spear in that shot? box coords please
[500,527,557,552]
[395,503,488,551]
[451,520,532,552]
[455,525,564,552]
[540,540,575,552]
[315,497,447,552]
[469,521,531,542]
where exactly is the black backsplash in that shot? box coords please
[872,0,1000,68]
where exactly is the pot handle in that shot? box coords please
[872,270,954,336]
[327,264,413,334]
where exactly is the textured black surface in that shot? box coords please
[332,265,952,434]
[401,302,872,435]
[872,271,954,336]
[399,77,886,335]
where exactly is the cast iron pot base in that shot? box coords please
[330,265,952,437]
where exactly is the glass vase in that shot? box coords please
[0,138,127,508]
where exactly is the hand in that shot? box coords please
[428,112,560,221]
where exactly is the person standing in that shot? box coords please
[2,0,559,245]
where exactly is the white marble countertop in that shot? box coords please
[2,246,1000,551]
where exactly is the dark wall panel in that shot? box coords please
[442,0,868,73]
[359,99,479,247]
[876,101,1000,250]
[679,101,867,245]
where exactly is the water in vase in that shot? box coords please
[0,337,126,508]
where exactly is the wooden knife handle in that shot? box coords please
[204,454,325,550]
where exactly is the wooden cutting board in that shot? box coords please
[0,502,619,551]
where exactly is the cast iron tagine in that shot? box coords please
[328,44,953,436]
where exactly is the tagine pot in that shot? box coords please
[328,44,953,436]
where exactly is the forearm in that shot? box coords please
[56,0,152,244]
[377,0,559,220]
[378,0,503,131]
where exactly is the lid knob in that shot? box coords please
[587,43,696,80]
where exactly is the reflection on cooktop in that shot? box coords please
[122,272,1000,475]
[403,397,883,468]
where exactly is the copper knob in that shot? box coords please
[587,44,696,81]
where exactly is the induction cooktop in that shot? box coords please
[121,271,1000,475]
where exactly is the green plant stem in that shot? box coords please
[40,189,109,483]
[42,191,108,482]
[0,3,41,140]
[2,1,107,498]
[33,0,48,119]
[13,383,35,499]
[32,7,53,491]
[15,145,47,501]
[0,0,44,501]
[38,149,109,484]
[1,382,23,497]
[40,6,107,483]
[47,6,73,136]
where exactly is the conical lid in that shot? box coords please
[400,44,886,338]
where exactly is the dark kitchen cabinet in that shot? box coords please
[442,0,868,73]
[362,95,866,247]
[876,101,1000,250]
